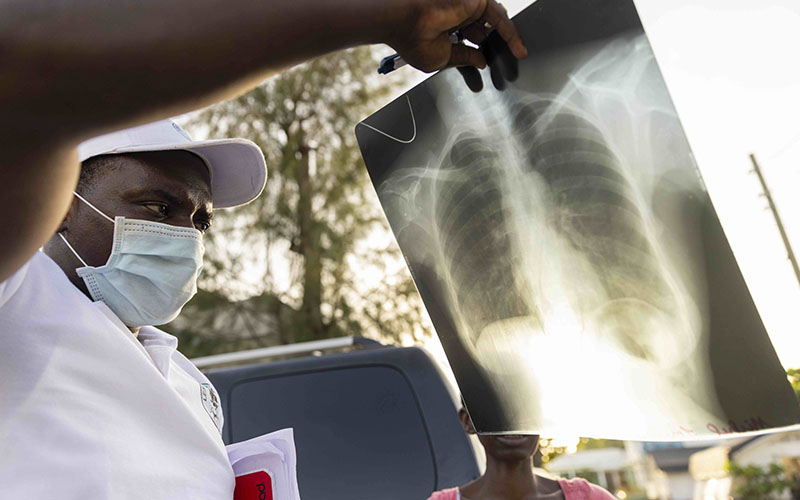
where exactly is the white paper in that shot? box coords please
[226,428,302,500]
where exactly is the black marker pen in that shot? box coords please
[378,32,464,75]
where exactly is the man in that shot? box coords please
[0,0,526,496]
[0,119,269,497]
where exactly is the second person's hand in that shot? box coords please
[384,0,527,77]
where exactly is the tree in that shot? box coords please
[729,462,800,500]
[163,47,431,356]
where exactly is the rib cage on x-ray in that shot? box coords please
[427,93,698,371]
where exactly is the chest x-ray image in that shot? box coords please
[356,0,800,440]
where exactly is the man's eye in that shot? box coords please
[195,221,211,232]
[142,203,168,216]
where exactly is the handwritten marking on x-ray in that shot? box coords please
[359,96,417,144]
[707,417,770,435]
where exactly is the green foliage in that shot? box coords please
[786,368,800,403]
[729,462,800,500]
[164,47,431,355]
[578,438,625,451]
[575,469,600,485]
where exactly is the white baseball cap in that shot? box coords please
[77,119,267,209]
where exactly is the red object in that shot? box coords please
[233,470,274,500]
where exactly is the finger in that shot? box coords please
[456,66,484,93]
[482,0,528,59]
[480,34,507,91]
[489,63,506,91]
[498,44,518,82]
[447,43,487,70]
[485,30,518,82]
[461,23,489,45]
[499,50,518,82]
[481,33,506,90]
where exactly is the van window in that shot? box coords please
[228,365,437,500]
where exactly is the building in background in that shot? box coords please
[643,442,717,500]
[545,440,726,500]
[547,445,645,499]
[690,429,800,500]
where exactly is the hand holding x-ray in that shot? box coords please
[457,30,521,92]
[386,0,527,74]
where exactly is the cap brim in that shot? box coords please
[106,138,267,209]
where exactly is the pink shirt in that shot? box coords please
[427,477,617,500]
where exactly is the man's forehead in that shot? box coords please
[98,151,213,205]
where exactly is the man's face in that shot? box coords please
[61,150,212,271]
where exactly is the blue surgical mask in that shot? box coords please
[59,192,204,327]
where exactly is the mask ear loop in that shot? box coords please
[72,191,114,223]
[58,191,114,267]
[58,232,88,266]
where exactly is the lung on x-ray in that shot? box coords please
[355,0,800,440]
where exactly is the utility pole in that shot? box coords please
[750,153,800,287]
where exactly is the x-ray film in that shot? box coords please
[355,0,800,440]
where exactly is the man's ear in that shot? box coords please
[458,407,477,435]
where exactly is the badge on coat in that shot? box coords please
[200,382,222,432]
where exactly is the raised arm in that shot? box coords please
[0,0,526,282]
